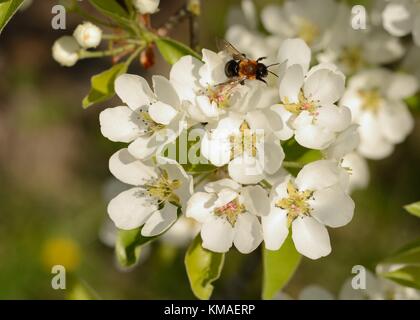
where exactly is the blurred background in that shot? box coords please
[0,0,419,299]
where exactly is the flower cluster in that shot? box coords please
[98,33,362,260]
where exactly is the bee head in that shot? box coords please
[256,63,268,80]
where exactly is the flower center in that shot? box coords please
[338,46,364,73]
[282,91,319,116]
[204,85,232,109]
[297,20,320,46]
[275,181,313,226]
[229,121,261,159]
[214,198,245,226]
[358,88,382,113]
[137,110,165,134]
[144,170,181,205]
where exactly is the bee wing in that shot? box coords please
[216,38,246,60]
[215,76,247,88]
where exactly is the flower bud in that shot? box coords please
[133,0,160,14]
[52,36,80,67]
[73,22,102,49]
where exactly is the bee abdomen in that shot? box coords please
[225,60,239,78]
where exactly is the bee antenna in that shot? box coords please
[267,63,281,68]
[268,70,279,78]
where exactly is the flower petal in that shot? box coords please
[141,202,178,237]
[128,134,159,160]
[108,187,157,230]
[382,2,412,37]
[262,207,289,250]
[186,192,216,223]
[277,38,311,74]
[148,101,178,125]
[309,185,355,228]
[292,216,331,260]
[109,148,158,186]
[233,212,263,254]
[295,160,348,191]
[294,112,335,150]
[99,106,145,143]
[201,216,234,253]
[242,185,270,216]
[204,179,241,193]
[152,75,180,108]
[115,74,154,110]
[304,68,345,105]
[279,64,304,104]
[316,104,352,133]
[378,100,414,144]
[228,154,265,184]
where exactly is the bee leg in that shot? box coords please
[257,57,267,62]
[240,79,245,85]
[257,77,267,85]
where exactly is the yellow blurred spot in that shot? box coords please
[41,237,81,272]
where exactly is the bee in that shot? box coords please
[217,39,279,86]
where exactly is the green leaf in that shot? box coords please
[404,201,420,218]
[262,234,301,300]
[185,235,225,300]
[115,228,154,268]
[88,0,129,20]
[0,0,24,34]
[381,239,420,266]
[405,94,420,112]
[382,266,420,290]
[156,37,201,65]
[82,63,127,109]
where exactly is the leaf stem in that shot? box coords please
[79,45,134,59]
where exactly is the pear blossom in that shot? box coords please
[226,0,282,64]
[107,148,193,233]
[318,3,405,75]
[133,0,160,14]
[340,69,418,160]
[201,111,285,184]
[186,179,268,253]
[73,22,102,49]
[52,36,80,67]
[339,269,420,300]
[169,50,261,123]
[276,38,352,150]
[100,73,186,160]
[261,0,339,50]
[262,160,354,259]
[160,216,200,247]
[382,0,420,47]
[323,125,370,193]
[275,285,334,300]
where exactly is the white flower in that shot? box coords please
[340,69,418,160]
[275,285,334,300]
[169,50,250,123]
[160,216,200,247]
[186,179,269,253]
[133,0,160,14]
[225,0,282,64]
[323,125,370,193]
[99,74,185,160]
[317,3,405,75]
[73,22,102,49]
[52,36,80,67]
[107,148,193,233]
[201,111,285,184]
[276,38,352,150]
[262,160,354,260]
[339,269,420,300]
[401,45,420,81]
[382,0,420,46]
[261,0,339,50]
